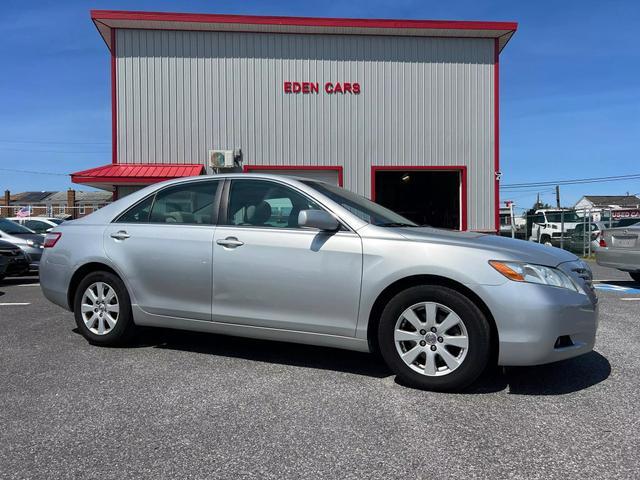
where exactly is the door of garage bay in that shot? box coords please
[372,168,465,230]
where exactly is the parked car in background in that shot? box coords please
[0,218,44,271]
[40,174,598,392]
[568,221,607,254]
[8,216,65,234]
[528,209,580,247]
[596,224,640,282]
[0,239,31,281]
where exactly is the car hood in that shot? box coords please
[392,227,578,267]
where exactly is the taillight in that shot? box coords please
[599,235,607,248]
[44,232,62,248]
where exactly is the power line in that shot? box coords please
[0,147,109,154]
[0,139,109,145]
[0,168,68,176]
[501,173,640,189]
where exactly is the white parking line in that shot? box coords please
[621,298,640,301]
[0,303,31,306]
[17,283,40,287]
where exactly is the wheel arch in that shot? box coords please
[367,275,499,362]
[67,262,120,311]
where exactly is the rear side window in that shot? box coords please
[149,181,219,225]
[116,196,154,223]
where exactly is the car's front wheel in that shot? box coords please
[73,271,135,346]
[378,285,491,391]
[630,272,640,283]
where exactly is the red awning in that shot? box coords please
[71,163,205,190]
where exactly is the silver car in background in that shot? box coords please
[596,224,640,283]
[40,174,598,391]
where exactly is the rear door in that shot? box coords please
[104,179,220,321]
[211,178,362,337]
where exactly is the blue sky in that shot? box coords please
[1,0,638,209]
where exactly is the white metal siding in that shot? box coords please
[116,29,495,230]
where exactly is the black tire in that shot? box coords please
[377,285,491,392]
[73,271,135,346]
[540,235,552,246]
[630,272,640,283]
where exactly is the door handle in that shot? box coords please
[216,237,244,248]
[110,231,130,240]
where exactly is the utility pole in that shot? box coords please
[555,185,561,209]
[536,192,540,208]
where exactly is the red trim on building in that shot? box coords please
[111,30,117,164]
[243,165,344,187]
[91,10,518,33]
[494,38,500,233]
[370,165,468,231]
[71,163,205,186]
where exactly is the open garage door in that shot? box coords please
[372,167,466,230]
[243,166,343,186]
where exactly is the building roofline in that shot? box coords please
[91,10,517,53]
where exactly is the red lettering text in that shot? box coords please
[284,81,292,93]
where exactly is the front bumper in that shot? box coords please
[477,281,598,366]
[0,253,30,277]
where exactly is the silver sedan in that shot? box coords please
[596,224,640,282]
[40,174,598,391]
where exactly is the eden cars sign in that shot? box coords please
[283,81,361,95]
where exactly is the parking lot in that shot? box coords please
[1,262,639,479]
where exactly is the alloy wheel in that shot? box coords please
[80,282,119,335]
[394,302,469,376]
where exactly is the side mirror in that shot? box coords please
[298,209,340,231]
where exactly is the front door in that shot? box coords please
[212,178,362,337]
[104,179,220,320]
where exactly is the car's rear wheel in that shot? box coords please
[630,272,640,283]
[378,285,491,391]
[73,271,135,346]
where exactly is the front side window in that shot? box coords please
[150,181,219,224]
[226,180,321,228]
[24,220,50,233]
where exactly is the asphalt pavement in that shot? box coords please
[0,262,638,479]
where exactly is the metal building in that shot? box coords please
[72,10,517,232]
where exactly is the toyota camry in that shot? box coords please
[40,174,598,391]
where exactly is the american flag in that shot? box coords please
[16,206,31,218]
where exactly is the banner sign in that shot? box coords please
[612,209,640,219]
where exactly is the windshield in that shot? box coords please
[303,181,418,227]
[0,218,35,234]
[48,218,64,225]
[545,212,580,223]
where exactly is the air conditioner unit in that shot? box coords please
[208,149,235,168]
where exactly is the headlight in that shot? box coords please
[489,260,585,294]
[25,239,35,246]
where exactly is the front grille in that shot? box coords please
[560,260,597,304]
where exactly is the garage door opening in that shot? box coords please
[373,168,465,230]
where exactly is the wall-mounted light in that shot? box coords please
[401,174,411,183]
